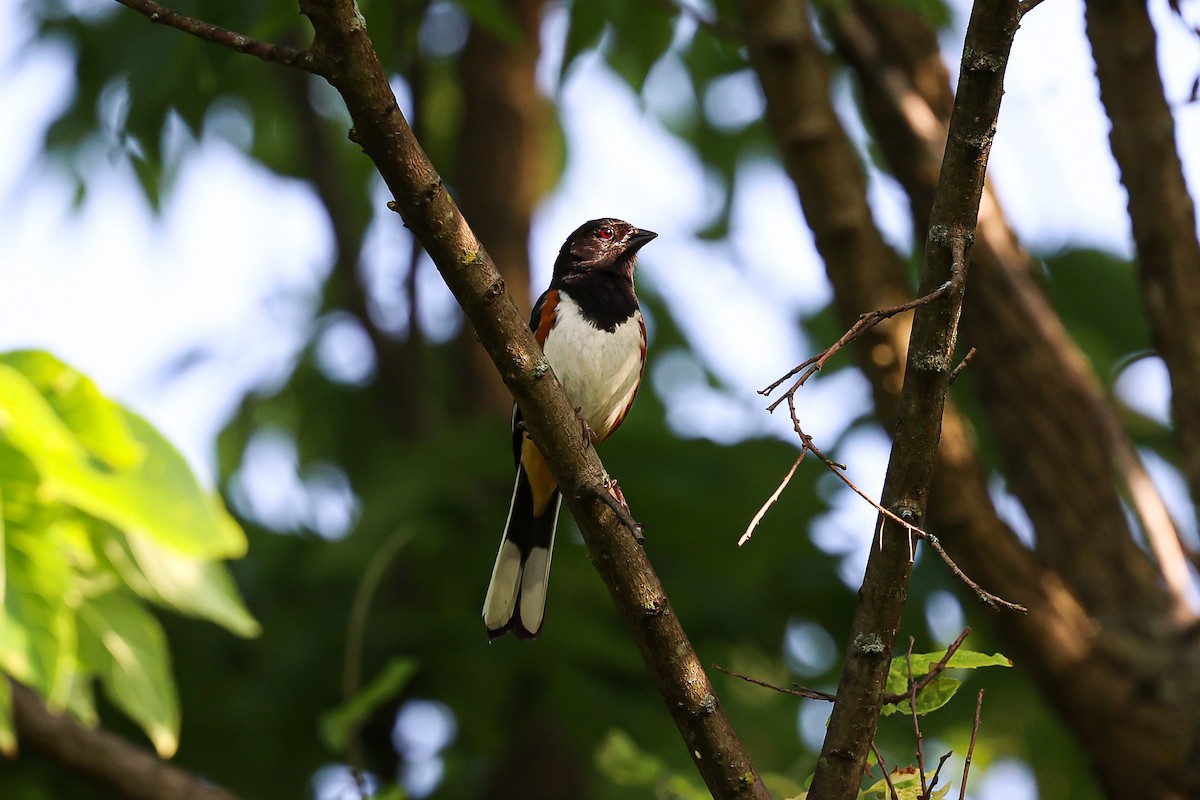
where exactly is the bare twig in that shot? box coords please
[114,0,320,72]
[906,640,928,798]
[959,690,985,800]
[948,347,977,385]
[716,627,972,707]
[760,282,951,408]
[739,450,806,546]
[1017,0,1049,16]
[927,751,953,800]
[712,664,837,702]
[871,741,902,800]
[920,532,1028,612]
[761,401,1026,611]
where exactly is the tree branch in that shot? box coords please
[102,0,767,796]
[747,0,1022,792]
[1085,0,1200,577]
[11,681,240,800]
[114,0,320,73]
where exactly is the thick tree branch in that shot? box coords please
[823,3,1200,795]
[744,0,1020,794]
[1085,0,1200,550]
[11,681,240,800]
[114,0,320,72]
[97,0,768,796]
[828,0,1192,623]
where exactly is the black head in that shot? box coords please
[552,218,658,284]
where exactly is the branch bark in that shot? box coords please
[816,2,1200,795]
[743,0,1019,794]
[1085,0,1200,540]
[11,681,240,800]
[107,1,769,797]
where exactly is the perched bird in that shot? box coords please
[483,218,657,640]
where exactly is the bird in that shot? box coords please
[483,218,657,640]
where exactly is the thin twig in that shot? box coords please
[114,0,321,73]
[960,690,985,800]
[926,751,953,800]
[716,627,972,707]
[712,664,838,702]
[921,532,1028,612]
[739,450,806,546]
[871,741,902,800]
[1017,0,1049,16]
[948,347,977,385]
[882,628,970,705]
[760,282,951,406]
[906,639,928,798]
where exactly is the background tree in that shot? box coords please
[3,0,1199,798]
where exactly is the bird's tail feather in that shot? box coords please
[483,465,561,639]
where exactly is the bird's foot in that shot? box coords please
[603,475,644,543]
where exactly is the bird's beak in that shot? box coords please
[628,229,658,251]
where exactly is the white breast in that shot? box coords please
[542,293,645,441]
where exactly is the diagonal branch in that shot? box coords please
[106,1,769,797]
[11,681,241,800]
[114,0,321,73]
[741,0,1021,795]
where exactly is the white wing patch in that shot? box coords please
[542,294,644,441]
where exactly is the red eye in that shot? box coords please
[598,227,614,240]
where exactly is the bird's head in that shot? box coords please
[554,218,657,282]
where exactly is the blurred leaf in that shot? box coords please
[78,591,179,757]
[0,359,246,559]
[95,524,260,638]
[596,728,665,786]
[0,677,13,757]
[859,765,951,799]
[0,351,143,471]
[320,657,418,753]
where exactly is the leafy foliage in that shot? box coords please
[881,648,1011,716]
[0,351,256,756]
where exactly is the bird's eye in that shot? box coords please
[598,227,615,240]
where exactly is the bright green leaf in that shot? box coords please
[320,657,418,753]
[881,676,962,716]
[78,591,179,757]
[0,351,143,471]
[96,524,259,638]
[0,363,244,558]
[0,675,13,757]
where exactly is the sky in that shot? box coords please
[3,0,1200,796]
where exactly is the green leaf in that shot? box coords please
[0,674,13,757]
[886,648,1011,694]
[95,524,260,638]
[0,351,143,471]
[1,522,81,708]
[0,362,245,559]
[881,676,961,717]
[320,658,418,753]
[78,591,179,757]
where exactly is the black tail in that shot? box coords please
[483,464,562,639]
